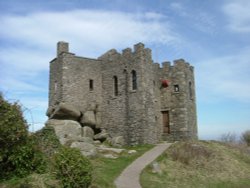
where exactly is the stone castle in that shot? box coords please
[47,41,198,145]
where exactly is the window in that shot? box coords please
[189,82,192,99]
[113,76,118,96]
[174,84,179,92]
[131,70,137,90]
[89,79,93,91]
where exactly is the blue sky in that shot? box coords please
[0,0,249,139]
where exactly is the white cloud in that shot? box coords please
[196,48,250,103]
[0,9,179,131]
[223,0,250,32]
[0,10,177,56]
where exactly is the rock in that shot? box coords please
[98,145,125,154]
[111,136,125,147]
[102,154,118,159]
[46,106,54,117]
[81,111,96,127]
[50,103,81,120]
[151,162,162,174]
[70,142,97,157]
[46,119,81,145]
[128,150,137,154]
[82,126,94,138]
[95,112,102,129]
[64,135,94,144]
[94,140,101,144]
[94,130,110,142]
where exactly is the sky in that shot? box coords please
[0,0,249,140]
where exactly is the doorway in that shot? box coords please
[162,111,170,134]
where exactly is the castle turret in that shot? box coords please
[168,59,197,140]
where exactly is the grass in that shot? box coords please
[140,141,250,188]
[90,144,153,188]
[2,140,249,188]
[0,144,153,188]
[0,173,60,188]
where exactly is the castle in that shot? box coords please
[47,41,198,145]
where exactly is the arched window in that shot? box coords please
[131,70,137,90]
[113,76,118,96]
[189,82,192,99]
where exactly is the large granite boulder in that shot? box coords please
[82,126,94,138]
[80,111,96,127]
[50,103,81,120]
[94,129,110,142]
[70,142,97,157]
[46,119,82,145]
[111,136,125,147]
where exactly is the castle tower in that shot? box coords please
[161,59,197,140]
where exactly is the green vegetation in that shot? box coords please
[242,130,250,146]
[0,94,46,179]
[2,93,250,188]
[0,94,92,188]
[53,146,92,188]
[141,141,250,188]
[90,144,153,188]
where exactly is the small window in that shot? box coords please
[189,82,192,99]
[113,76,118,96]
[89,79,93,91]
[174,84,179,92]
[132,70,137,90]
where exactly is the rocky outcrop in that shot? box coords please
[111,136,125,147]
[82,126,94,138]
[94,129,110,142]
[49,103,81,120]
[46,117,127,158]
[46,119,82,145]
[81,111,96,127]
[70,142,97,157]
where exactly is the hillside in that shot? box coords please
[141,141,250,188]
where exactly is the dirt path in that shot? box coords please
[114,143,172,188]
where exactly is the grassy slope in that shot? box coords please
[0,145,153,188]
[2,141,249,188]
[90,144,153,188]
[141,141,250,188]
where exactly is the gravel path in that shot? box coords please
[115,143,172,188]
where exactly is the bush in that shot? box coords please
[167,142,212,165]
[0,94,46,179]
[220,132,237,143]
[241,130,250,146]
[33,126,61,158]
[53,146,92,188]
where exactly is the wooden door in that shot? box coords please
[162,111,170,134]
